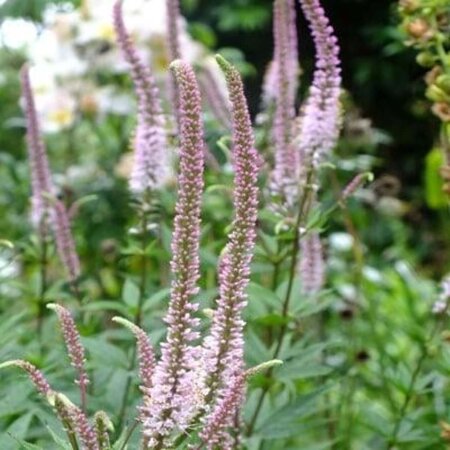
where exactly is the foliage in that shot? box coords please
[0,0,449,449]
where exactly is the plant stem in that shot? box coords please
[247,169,315,437]
[388,303,450,447]
[117,201,150,430]
[37,227,48,342]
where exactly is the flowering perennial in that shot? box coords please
[20,65,55,227]
[142,60,205,447]
[52,200,81,283]
[296,0,342,165]
[113,0,169,194]
[299,232,325,294]
[48,304,89,411]
[202,55,260,422]
[272,0,300,199]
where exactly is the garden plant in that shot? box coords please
[0,0,449,449]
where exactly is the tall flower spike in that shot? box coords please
[299,231,325,294]
[166,0,182,127]
[52,200,81,283]
[202,56,260,409]
[296,0,342,165]
[143,60,205,446]
[20,65,54,227]
[48,304,89,413]
[272,0,301,202]
[113,0,169,194]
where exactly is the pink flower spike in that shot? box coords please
[20,65,54,227]
[112,317,155,392]
[113,0,169,194]
[272,0,301,202]
[0,360,52,397]
[68,405,99,450]
[296,0,342,165]
[52,199,81,283]
[142,60,205,446]
[47,304,89,413]
[299,232,325,294]
[202,55,260,406]
[199,373,246,450]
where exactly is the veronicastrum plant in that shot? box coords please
[4,0,450,449]
[1,0,358,448]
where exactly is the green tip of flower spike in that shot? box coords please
[112,316,139,333]
[0,360,23,370]
[169,59,183,73]
[215,54,232,73]
[245,359,283,378]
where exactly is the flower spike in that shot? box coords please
[299,232,325,294]
[20,65,54,227]
[112,317,155,391]
[48,304,89,413]
[296,0,342,165]
[272,0,300,201]
[202,55,260,410]
[113,0,169,194]
[52,199,81,283]
[143,60,205,446]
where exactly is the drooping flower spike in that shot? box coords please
[48,304,89,413]
[142,60,205,447]
[20,65,54,227]
[296,0,342,165]
[113,0,169,194]
[202,55,260,409]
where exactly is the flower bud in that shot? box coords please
[406,18,431,40]
[416,51,435,67]
[436,74,450,94]
[426,84,449,103]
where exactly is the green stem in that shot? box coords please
[117,203,149,430]
[388,303,450,447]
[247,169,315,437]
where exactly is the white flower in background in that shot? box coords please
[0,18,38,50]
[2,0,215,134]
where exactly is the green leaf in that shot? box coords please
[255,386,331,439]
[122,278,140,307]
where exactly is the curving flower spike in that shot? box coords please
[142,60,205,446]
[112,317,154,392]
[202,55,260,408]
[52,199,81,283]
[113,0,169,194]
[299,231,325,294]
[20,65,54,227]
[0,360,52,397]
[296,0,342,166]
[47,304,89,412]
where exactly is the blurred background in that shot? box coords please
[0,0,446,273]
